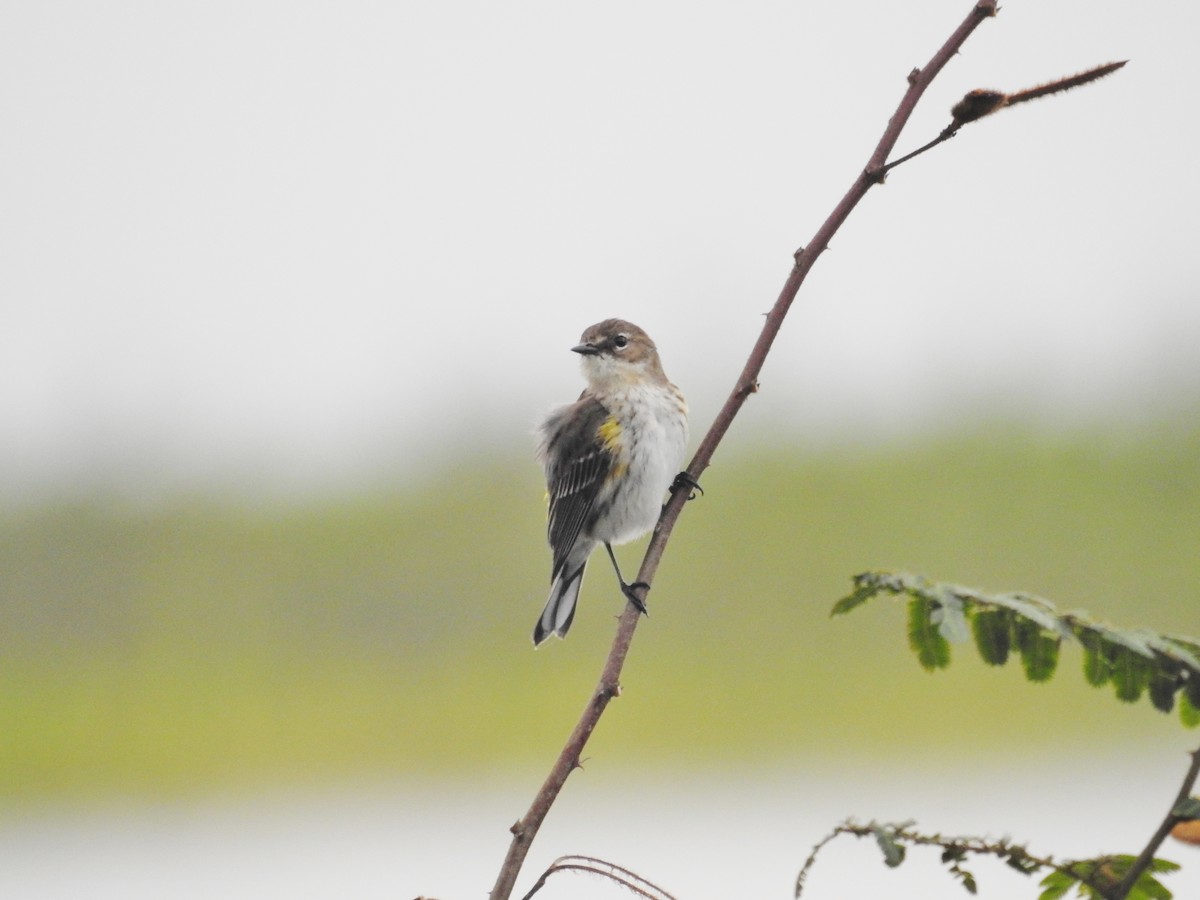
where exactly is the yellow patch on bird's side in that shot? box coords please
[597,417,623,452]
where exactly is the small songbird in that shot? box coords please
[534,319,689,645]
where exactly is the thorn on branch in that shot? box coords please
[597,681,621,701]
[864,165,887,185]
[738,379,760,399]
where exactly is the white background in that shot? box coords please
[2,1,1197,503]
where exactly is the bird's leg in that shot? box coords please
[604,542,649,615]
[669,471,703,501]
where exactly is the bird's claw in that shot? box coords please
[670,471,703,501]
[622,581,650,616]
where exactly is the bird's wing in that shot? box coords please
[539,394,618,580]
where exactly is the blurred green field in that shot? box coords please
[2,425,1198,803]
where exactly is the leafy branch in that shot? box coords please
[833,572,1200,728]
[794,819,1182,900]
[485,3,1130,897]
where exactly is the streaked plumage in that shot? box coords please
[534,319,688,644]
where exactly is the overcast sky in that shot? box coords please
[2,1,1197,502]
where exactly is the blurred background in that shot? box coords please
[2,1,1199,898]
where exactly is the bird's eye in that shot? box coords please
[613,334,629,350]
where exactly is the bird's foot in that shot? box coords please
[670,471,704,501]
[621,581,650,616]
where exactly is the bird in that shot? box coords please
[533,318,689,645]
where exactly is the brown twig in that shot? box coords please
[1005,60,1127,108]
[1110,745,1200,899]
[882,60,1127,174]
[520,855,677,900]
[487,4,999,898]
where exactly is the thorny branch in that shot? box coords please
[794,750,1200,900]
[795,821,1066,898]
[488,2,1128,897]
[1111,746,1200,899]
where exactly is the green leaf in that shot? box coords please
[1004,849,1043,876]
[942,846,967,864]
[831,583,876,617]
[908,596,951,671]
[1149,667,1179,714]
[1082,644,1109,687]
[1128,870,1175,900]
[1112,645,1152,703]
[1054,857,1119,899]
[959,870,978,894]
[1128,881,1171,900]
[1080,631,1110,687]
[971,608,1011,666]
[1015,618,1060,682]
[1182,692,1200,728]
[1144,858,1181,874]
[872,826,906,868]
[1077,855,1181,900]
[1037,870,1076,900]
[1187,670,1200,711]
[1173,797,1200,820]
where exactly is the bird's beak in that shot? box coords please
[571,342,599,356]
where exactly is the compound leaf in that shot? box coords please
[832,572,1199,726]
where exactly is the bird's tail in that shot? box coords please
[533,562,586,645]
